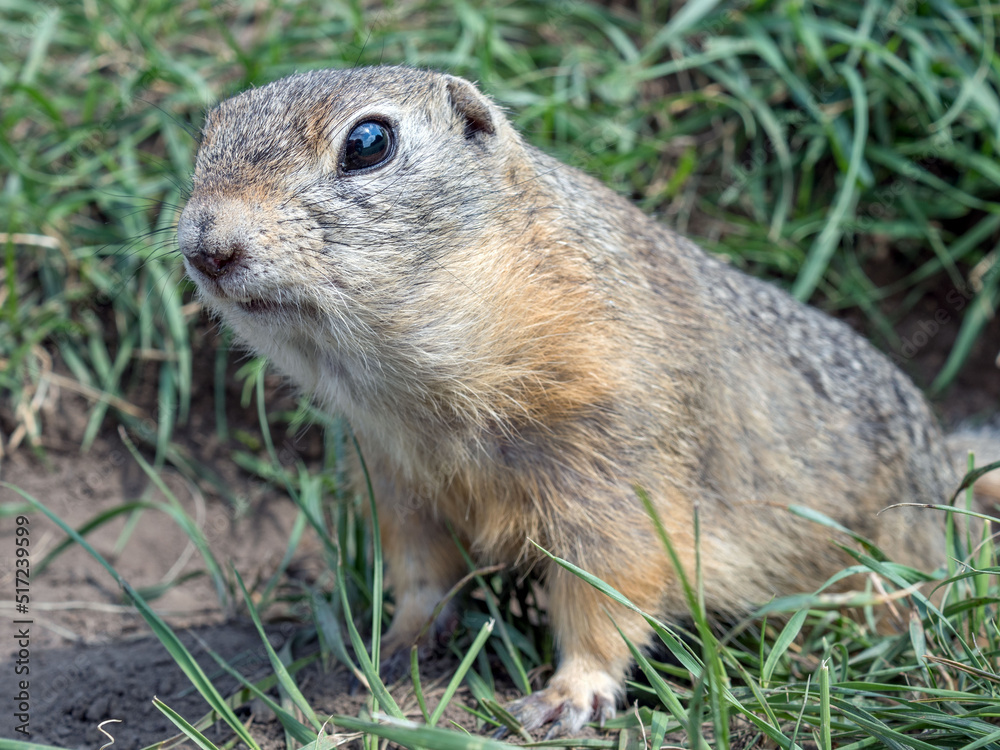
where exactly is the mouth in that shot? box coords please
[197,282,285,314]
[232,295,324,320]
[199,284,290,315]
[235,297,279,314]
[190,275,315,317]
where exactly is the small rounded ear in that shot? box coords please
[446,76,496,139]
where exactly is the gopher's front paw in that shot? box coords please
[378,644,419,685]
[379,605,459,684]
[506,666,619,736]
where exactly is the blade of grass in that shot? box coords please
[333,547,404,719]
[612,617,702,747]
[233,568,322,731]
[118,426,230,606]
[430,618,494,727]
[333,714,518,750]
[153,698,223,750]
[762,609,808,688]
[35,500,153,574]
[792,65,868,300]
[819,660,832,750]
[185,630,320,747]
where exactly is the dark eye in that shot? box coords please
[341,120,394,172]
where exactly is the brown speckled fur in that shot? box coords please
[178,66,956,733]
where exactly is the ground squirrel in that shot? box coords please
[178,66,962,733]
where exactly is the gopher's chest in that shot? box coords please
[431,479,545,567]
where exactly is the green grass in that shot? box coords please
[2,0,1000,748]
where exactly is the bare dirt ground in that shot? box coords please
[0,403,314,749]
[0,303,997,750]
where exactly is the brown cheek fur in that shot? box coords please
[355,213,695,692]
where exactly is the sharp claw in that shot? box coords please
[499,679,618,737]
[348,673,363,695]
[378,646,414,686]
[595,695,615,728]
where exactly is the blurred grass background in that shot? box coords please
[2,1,1000,748]
[2,0,999,459]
